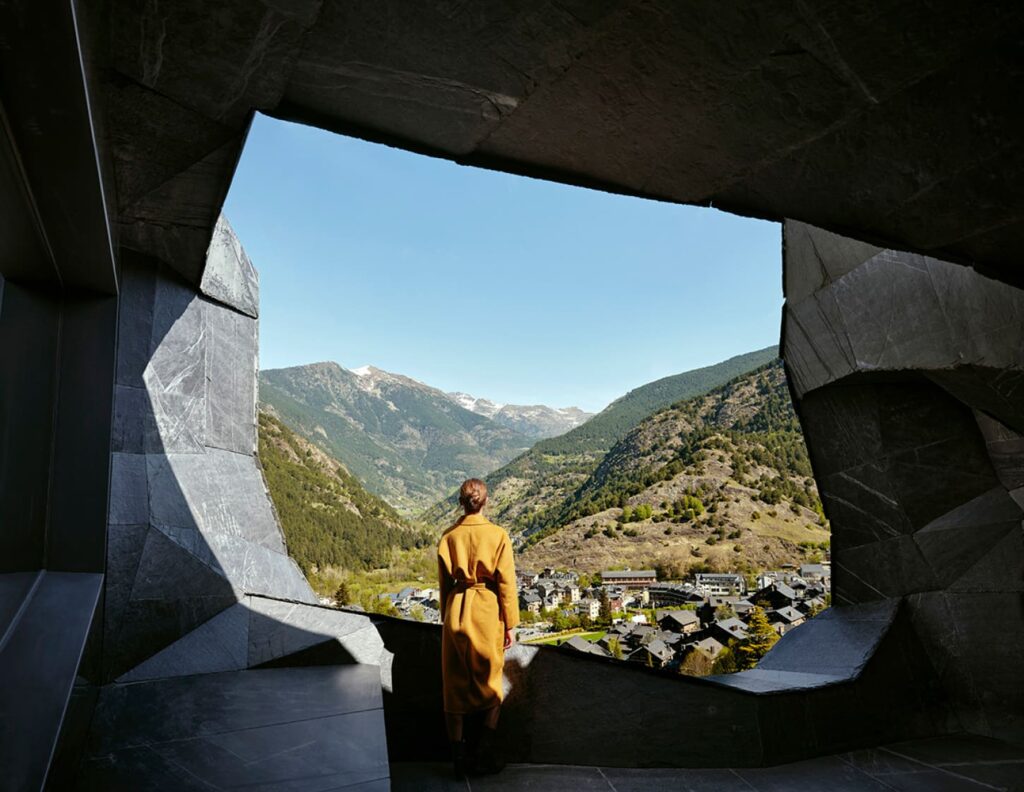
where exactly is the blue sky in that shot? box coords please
[224,114,782,413]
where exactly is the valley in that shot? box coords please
[255,346,829,604]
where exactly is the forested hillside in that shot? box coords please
[257,411,431,594]
[517,360,830,574]
[422,346,779,535]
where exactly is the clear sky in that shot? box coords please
[223,114,783,413]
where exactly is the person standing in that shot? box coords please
[437,478,519,778]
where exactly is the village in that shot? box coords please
[374,563,831,675]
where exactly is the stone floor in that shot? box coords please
[391,734,1024,791]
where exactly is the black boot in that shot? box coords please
[472,726,505,775]
[450,740,469,780]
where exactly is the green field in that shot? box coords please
[525,630,607,646]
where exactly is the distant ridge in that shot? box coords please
[422,345,780,534]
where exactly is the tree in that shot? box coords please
[678,647,714,677]
[409,604,425,622]
[598,588,612,624]
[711,644,739,674]
[333,581,351,607]
[714,603,736,621]
[608,636,624,660]
[736,606,779,669]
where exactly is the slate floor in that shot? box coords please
[74,665,390,791]
[391,734,1024,791]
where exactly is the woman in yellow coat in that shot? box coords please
[438,478,519,777]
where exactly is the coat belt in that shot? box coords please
[452,579,495,591]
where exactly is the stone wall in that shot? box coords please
[103,218,325,681]
[782,220,1024,743]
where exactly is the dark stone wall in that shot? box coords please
[373,602,950,768]
[0,283,60,572]
[782,220,1024,743]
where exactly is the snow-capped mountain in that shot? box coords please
[447,391,593,440]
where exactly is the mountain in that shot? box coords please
[422,346,779,534]
[257,412,430,594]
[447,391,593,440]
[514,360,829,575]
[259,363,532,514]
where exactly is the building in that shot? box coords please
[695,573,747,597]
[577,598,600,620]
[600,570,658,588]
[657,610,701,635]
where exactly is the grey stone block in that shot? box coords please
[157,709,389,791]
[755,599,897,679]
[928,368,1024,436]
[104,524,148,628]
[129,527,233,602]
[783,290,856,397]
[200,215,259,318]
[118,602,250,683]
[90,665,384,753]
[111,384,149,453]
[975,410,1024,489]
[115,260,156,388]
[247,596,381,667]
[147,451,286,554]
[144,275,206,453]
[784,241,1024,397]
[204,299,257,455]
[108,453,149,525]
[783,220,883,303]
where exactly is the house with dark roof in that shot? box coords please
[752,582,798,610]
[560,635,610,658]
[657,610,700,635]
[709,618,749,645]
[628,638,674,668]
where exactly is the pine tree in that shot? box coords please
[598,588,612,624]
[736,606,779,669]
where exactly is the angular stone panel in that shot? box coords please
[248,597,384,668]
[784,220,1024,743]
[108,453,149,525]
[200,215,259,318]
[783,220,883,303]
[974,411,1024,489]
[118,603,250,683]
[784,239,1024,398]
[144,275,207,452]
[114,259,156,388]
[146,451,285,554]
[204,299,257,455]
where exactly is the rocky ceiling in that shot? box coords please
[82,0,1024,285]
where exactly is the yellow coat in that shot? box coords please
[437,512,520,714]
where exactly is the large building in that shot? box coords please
[600,570,658,589]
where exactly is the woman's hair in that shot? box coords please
[459,478,488,513]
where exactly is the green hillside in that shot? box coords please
[539,345,779,456]
[517,360,830,575]
[257,411,431,593]
[421,346,779,535]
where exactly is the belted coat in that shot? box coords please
[437,512,520,714]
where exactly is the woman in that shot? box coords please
[437,478,519,777]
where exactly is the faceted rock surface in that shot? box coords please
[782,219,1024,743]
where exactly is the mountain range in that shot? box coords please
[422,345,780,535]
[259,362,591,514]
